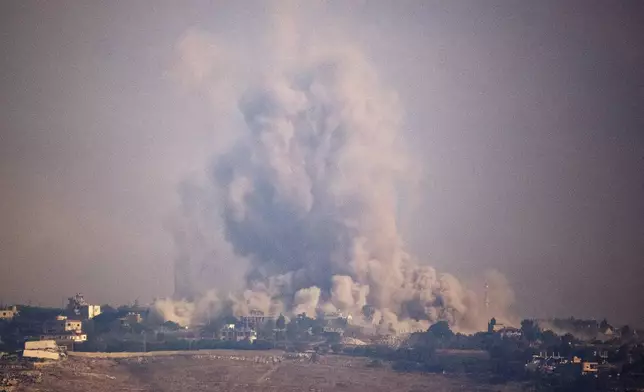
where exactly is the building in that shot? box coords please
[526,353,568,373]
[322,326,345,336]
[322,312,352,335]
[39,333,87,343]
[118,312,143,328]
[43,315,83,334]
[323,311,352,324]
[498,326,523,339]
[582,361,599,374]
[239,309,274,329]
[0,305,18,320]
[66,293,101,320]
[220,324,257,343]
[80,305,101,319]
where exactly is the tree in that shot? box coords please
[620,325,633,340]
[259,319,276,340]
[362,305,375,321]
[101,304,117,314]
[520,319,539,342]
[559,333,575,356]
[162,321,181,331]
[91,311,120,334]
[428,321,453,340]
[541,330,560,350]
[276,314,286,330]
[312,324,324,336]
[286,320,298,341]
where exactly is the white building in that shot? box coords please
[80,305,101,319]
[39,333,87,343]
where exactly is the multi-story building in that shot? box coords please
[43,315,83,334]
[66,293,101,320]
[239,309,274,329]
[40,315,87,346]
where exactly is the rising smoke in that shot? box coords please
[153,10,515,334]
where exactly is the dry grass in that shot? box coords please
[17,351,525,392]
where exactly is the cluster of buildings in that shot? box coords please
[487,318,523,339]
[219,310,274,343]
[322,312,351,335]
[39,293,101,346]
[526,351,613,376]
[26,294,101,348]
[220,324,258,342]
[215,310,354,343]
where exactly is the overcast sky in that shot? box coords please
[1,1,643,325]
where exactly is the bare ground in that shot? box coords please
[14,350,525,392]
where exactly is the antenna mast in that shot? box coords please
[484,281,490,315]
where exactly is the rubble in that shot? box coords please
[372,334,408,349]
[342,337,367,346]
[22,340,67,361]
[0,369,42,391]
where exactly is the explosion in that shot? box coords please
[153,15,515,334]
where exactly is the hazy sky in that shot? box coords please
[1,1,643,325]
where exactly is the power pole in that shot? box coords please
[142,331,147,353]
[484,281,490,316]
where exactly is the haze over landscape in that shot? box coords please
[1,1,643,327]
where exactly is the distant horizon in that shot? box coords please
[3,300,641,331]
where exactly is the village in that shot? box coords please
[2,294,644,391]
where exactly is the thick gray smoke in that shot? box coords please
[153,19,515,333]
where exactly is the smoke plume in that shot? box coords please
[156,13,515,333]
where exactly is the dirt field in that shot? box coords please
[14,350,525,392]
